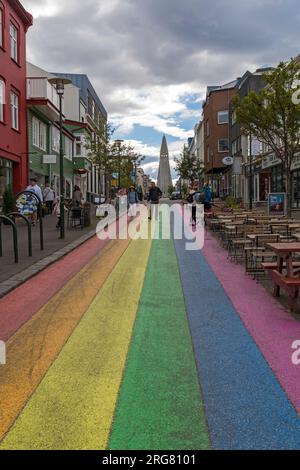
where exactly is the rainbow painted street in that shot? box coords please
[1,215,300,451]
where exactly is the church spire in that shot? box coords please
[157,135,172,197]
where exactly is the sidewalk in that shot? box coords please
[0,214,97,284]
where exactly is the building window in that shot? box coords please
[218,110,229,124]
[10,22,18,62]
[0,7,4,49]
[218,139,229,152]
[10,91,19,130]
[65,137,73,160]
[0,78,4,122]
[206,120,210,137]
[32,117,47,151]
[52,126,60,152]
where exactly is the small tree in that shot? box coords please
[2,186,15,215]
[168,185,175,197]
[232,60,300,215]
[175,146,203,185]
[86,120,116,198]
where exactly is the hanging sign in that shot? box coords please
[43,155,57,164]
[222,156,234,166]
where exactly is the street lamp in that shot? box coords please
[114,139,124,189]
[48,77,72,239]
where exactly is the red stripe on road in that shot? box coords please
[0,235,109,341]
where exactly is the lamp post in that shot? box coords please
[114,139,124,189]
[48,77,71,239]
[211,151,214,202]
[249,134,253,211]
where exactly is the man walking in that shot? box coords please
[148,182,162,220]
[26,178,43,226]
[43,183,55,214]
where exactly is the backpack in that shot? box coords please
[187,194,194,204]
[195,192,205,204]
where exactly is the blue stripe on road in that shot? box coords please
[173,236,300,450]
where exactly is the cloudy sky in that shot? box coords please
[23,0,300,181]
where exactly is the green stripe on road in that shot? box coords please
[109,236,210,450]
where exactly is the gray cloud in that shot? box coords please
[23,0,300,178]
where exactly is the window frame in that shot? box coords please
[218,110,229,125]
[9,19,19,63]
[32,116,47,151]
[0,77,5,123]
[218,139,229,153]
[0,4,5,50]
[52,126,60,153]
[10,89,19,131]
[64,136,73,160]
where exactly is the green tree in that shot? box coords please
[86,120,117,197]
[175,146,203,185]
[232,60,300,215]
[110,141,145,188]
[168,185,175,197]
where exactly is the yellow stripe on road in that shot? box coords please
[0,237,152,450]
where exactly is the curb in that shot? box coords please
[0,229,96,299]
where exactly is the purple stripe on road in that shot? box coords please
[203,232,300,414]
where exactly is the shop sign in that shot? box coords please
[268,193,286,216]
[43,155,57,164]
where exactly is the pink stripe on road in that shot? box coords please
[203,232,300,415]
[0,235,109,342]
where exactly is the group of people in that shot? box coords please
[21,178,84,227]
[22,177,212,228]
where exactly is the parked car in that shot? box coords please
[170,191,182,200]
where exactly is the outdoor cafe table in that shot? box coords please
[266,243,300,298]
[270,223,300,235]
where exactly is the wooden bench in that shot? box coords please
[269,270,300,311]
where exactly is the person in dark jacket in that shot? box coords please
[148,182,162,220]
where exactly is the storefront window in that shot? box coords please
[0,158,13,207]
[293,170,300,209]
[271,165,285,193]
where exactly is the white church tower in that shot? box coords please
[157,135,172,197]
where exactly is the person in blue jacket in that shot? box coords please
[203,183,212,210]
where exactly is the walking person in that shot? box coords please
[148,182,162,220]
[72,185,83,208]
[26,178,43,226]
[43,183,55,214]
[187,185,197,226]
[127,186,139,218]
[203,183,213,211]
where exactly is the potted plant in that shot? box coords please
[2,186,15,223]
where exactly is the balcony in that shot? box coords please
[27,78,64,121]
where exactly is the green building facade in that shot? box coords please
[28,107,75,199]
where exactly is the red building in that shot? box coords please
[0,0,32,205]
[203,81,237,196]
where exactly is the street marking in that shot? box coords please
[109,234,210,450]
[0,237,152,450]
[0,238,131,442]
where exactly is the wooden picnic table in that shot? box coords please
[266,242,300,311]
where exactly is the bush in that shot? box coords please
[2,186,15,215]
[225,196,240,210]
